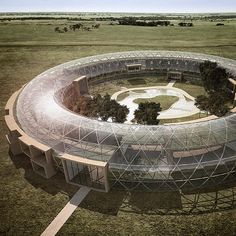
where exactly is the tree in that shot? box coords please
[74,93,129,123]
[114,107,129,123]
[133,102,161,125]
[110,100,129,123]
[97,93,112,121]
[199,61,228,93]
[92,23,100,29]
[197,61,231,117]
[210,103,229,117]
[54,26,60,32]
[70,23,83,31]
[93,94,130,122]
[195,95,209,112]
[195,92,230,117]
[216,23,224,26]
[74,96,97,117]
[74,96,89,115]
[207,92,230,117]
[178,22,194,27]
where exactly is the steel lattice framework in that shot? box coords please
[9,51,236,193]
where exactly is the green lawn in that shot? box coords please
[116,92,130,101]
[173,82,207,97]
[133,95,179,110]
[121,76,168,87]
[1,19,236,235]
[91,75,168,96]
[159,112,208,124]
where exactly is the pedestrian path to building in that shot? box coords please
[41,187,90,236]
[167,80,176,87]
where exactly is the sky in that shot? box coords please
[0,0,236,13]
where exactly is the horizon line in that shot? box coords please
[0,11,236,14]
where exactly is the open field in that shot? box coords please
[1,17,236,235]
[0,21,235,57]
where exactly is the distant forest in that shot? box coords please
[0,12,236,21]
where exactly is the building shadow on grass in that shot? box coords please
[9,151,78,197]
[121,185,236,215]
[9,150,236,216]
[80,190,127,215]
[125,191,183,214]
[9,151,126,215]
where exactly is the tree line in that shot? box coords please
[118,18,171,27]
[178,22,194,27]
[54,23,100,33]
[1,13,235,22]
[117,18,195,27]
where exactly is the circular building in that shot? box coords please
[5,51,236,194]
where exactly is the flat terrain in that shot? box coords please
[1,18,236,235]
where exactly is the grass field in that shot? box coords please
[1,18,236,235]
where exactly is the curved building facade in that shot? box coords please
[5,51,236,194]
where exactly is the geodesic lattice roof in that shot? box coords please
[15,51,236,191]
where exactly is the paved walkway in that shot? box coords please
[167,80,176,87]
[111,85,199,122]
[41,187,90,236]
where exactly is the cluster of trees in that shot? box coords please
[74,93,163,125]
[118,18,171,27]
[195,61,232,117]
[54,26,68,33]
[178,22,194,27]
[54,23,100,33]
[195,93,230,117]
[132,102,162,125]
[73,94,129,123]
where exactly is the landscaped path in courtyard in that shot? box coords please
[41,187,90,236]
[111,80,200,123]
[166,80,176,87]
